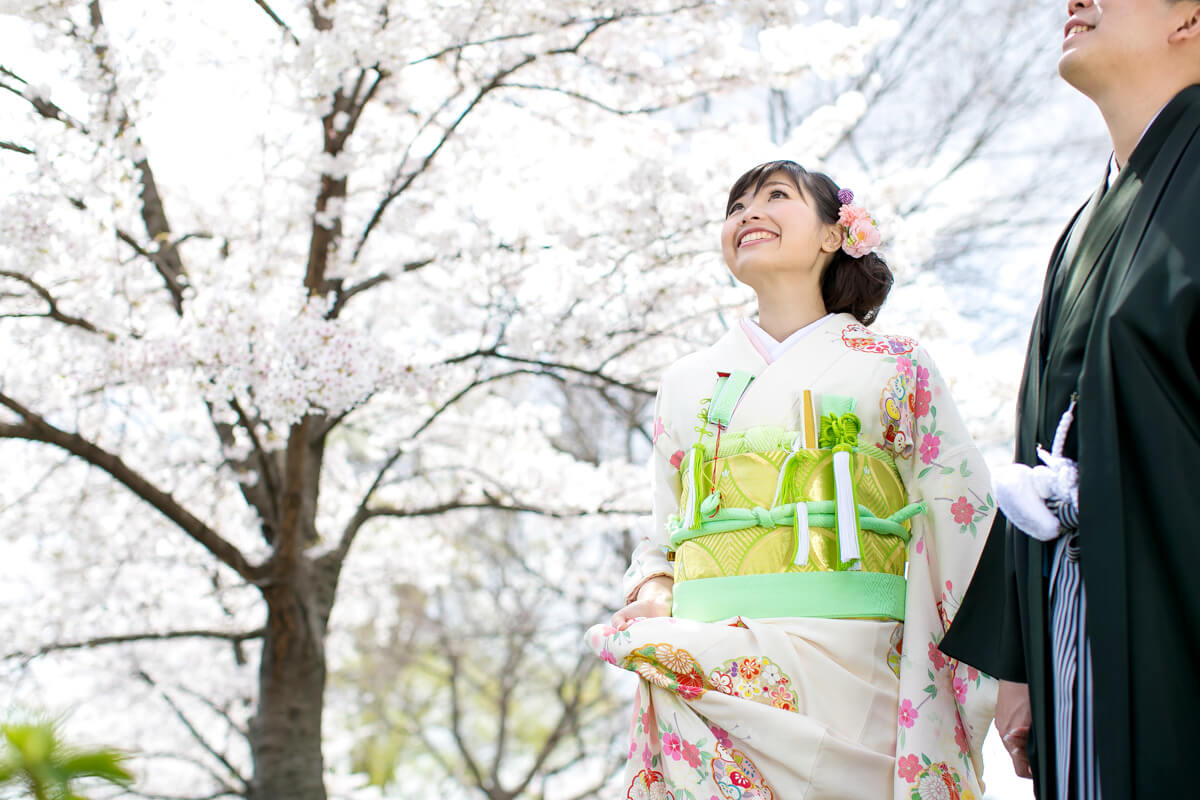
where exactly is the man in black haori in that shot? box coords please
[938,0,1200,798]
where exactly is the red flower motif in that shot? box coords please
[953,677,968,705]
[676,670,705,700]
[967,666,979,681]
[897,753,921,783]
[731,771,751,788]
[669,450,685,469]
[913,386,932,418]
[950,496,975,525]
[928,641,947,671]
[682,739,701,768]
[955,722,970,754]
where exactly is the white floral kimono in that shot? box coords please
[586,314,997,800]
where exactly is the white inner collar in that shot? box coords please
[742,313,833,363]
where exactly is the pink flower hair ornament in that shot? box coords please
[835,188,882,259]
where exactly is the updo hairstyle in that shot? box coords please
[725,160,893,325]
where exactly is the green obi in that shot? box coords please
[668,424,924,623]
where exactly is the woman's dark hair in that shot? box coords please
[725,159,893,325]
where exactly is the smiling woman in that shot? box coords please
[587,160,999,800]
[721,161,893,330]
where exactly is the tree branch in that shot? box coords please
[0,140,33,155]
[0,392,262,583]
[447,347,653,396]
[0,270,101,333]
[250,0,299,44]
[5,628,265,662]
[138,672,249,794]
[326,257,433,320]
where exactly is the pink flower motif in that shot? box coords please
[837,204,872,227]
[709,724,732,749]
[915,364,930,388]
[919,433,941,464]
[955,722,970,754]
[642,743,652,770]
[653,417,665,444]
[928,641,947,671]
[953,677,968,704]
[837,205,881,257]
[682,739,701,768]
[897,753,921,783]
[669,450,685,469]
[898,698,919,728]
[629,739,638,759]
[896,356,914,379]
[662,732,683,761]
[641,708,654,735]
[913,386,932,418]
[915,539,924,554]
[950,496,975,525]
[967,666,979,681]
[601,648,617,665]
[945,579,953,592]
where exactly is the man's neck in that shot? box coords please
[1093,82,1185,166]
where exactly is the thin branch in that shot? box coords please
[0,391,262,583]
[5,628,264,661]
[0,140,34,155]
[497,82,675,115]
[360,498,640,522]
[437,617,488,789]
[351,54,533,261]
[0,64,89,132]
[447,347,653,396]
[251,0,300,44]
[0,270,101,333]
[137,671,250,792]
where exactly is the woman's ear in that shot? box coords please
[821,223,844,254]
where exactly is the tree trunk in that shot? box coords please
[248,567,332,800]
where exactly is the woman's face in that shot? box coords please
[721,171,840,288]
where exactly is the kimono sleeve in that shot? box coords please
[892,347,998,795]
[620,386,684,605]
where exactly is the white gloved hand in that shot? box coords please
[992,462,1062,542]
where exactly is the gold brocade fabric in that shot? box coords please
[673,449,910,582]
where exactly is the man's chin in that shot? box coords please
[1057,53,1095,94]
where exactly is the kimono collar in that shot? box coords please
[740,314,833,364]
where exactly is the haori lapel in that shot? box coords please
[1047,169,1140,346]
[1100,94,1200,307]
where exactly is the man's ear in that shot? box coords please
[1167,1,1200,45]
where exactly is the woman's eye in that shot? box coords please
[769,189,787,199]
[727,202,744,216]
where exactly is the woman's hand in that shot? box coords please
[611,575,673,629]
[996,679,1033,778]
